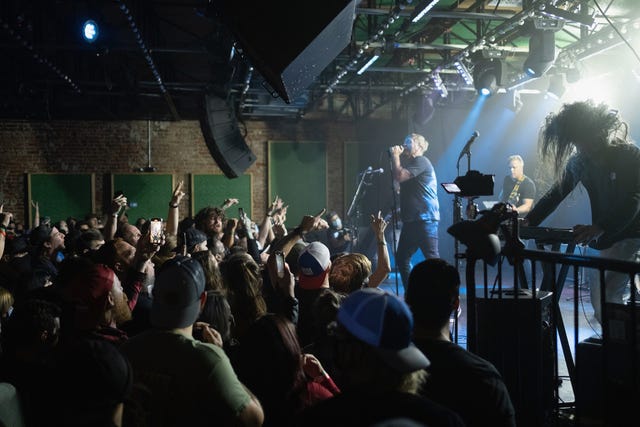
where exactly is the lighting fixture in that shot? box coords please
[453,61,473,86]
[411,0,440,23]
[546,73,566,100]
[357,50,381,75]
[473,58,503,96]
[523,30,556,78]
[82,20,99,43]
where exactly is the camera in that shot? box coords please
[332,228,352,239]
[443,170,495,198]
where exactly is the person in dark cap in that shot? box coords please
[183,227,208,255]
[121,255,264,427]
[67,259,132,345]
[295,288,464,427]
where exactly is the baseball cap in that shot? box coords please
[297,241,331,290]
[70,263,116,330]
[151,255,205,329]
[184,228,207,253]
[337,287,430,373]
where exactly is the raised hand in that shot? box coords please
[171,181,185,207]
[370,210,387,241]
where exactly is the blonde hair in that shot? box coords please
[410,133,429,154]
[0,287,14,317]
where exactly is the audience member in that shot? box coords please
[220,252,268,341]
[68,260,132,344]
[406,258,516,427]
[121,255,264,426]
[295,241,331,347]
[0,299,62,427]
[57,337,132,427]
[233,313,339,427]
[294,288,464,426]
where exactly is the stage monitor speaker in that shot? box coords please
[200,93,256,179]
[215,0,357,103]
[576,303,640,425]
[475,290,555,427]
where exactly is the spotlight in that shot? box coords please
[473,58,503,96]
[82,20,99,43]
[523,30,555,78]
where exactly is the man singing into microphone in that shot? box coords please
[389,133,440,292]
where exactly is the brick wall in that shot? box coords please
[0,118,385,226]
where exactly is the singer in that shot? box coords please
[389,133,440,292]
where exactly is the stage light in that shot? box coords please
[411,0,440,23]
[82,20,99,43]
[523,30,556,78]
[473,58,502,96]
[357,49,381,75]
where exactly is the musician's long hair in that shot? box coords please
[539,99,630,181]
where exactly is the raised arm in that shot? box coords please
[31,200,40,228]
[166,180,185,237]
[270,208,328,258]
[366,211,391,288]
[104,194,127,241]
[0,210,12,260]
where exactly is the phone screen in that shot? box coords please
[275,251,285,278]
[150,218,163,244]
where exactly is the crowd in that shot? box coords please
[0,179,514,427]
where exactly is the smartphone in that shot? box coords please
[238,207,245,219]
[274,250,285,279]
[149,218,163,244]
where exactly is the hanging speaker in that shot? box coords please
[214,0,357,103]
[200,93,256,179]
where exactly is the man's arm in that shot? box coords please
[389,146,412,183]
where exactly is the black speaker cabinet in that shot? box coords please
[576,303,640,426]
[475,290,555,427]
[216,0,356,103]
[200,93,256,179]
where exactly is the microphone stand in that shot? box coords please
[346,169,370,242]
[387,153,400,296]
[453,150,473,271]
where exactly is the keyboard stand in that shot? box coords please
[534,240,578,397]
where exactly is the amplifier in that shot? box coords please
[475,290,555,427]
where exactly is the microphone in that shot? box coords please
[365,167,384,175]
[458,131,480,161]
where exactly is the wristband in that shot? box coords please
[0,229,6,237]
[377,240,387,246]
[169,203,179,208]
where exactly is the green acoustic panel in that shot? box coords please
[191,174,252,219]
[268,141,327,227]
[111,174,174,222]
[27,173,95,228]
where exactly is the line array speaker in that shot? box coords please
[200,93,255,179]
[215,0,357,103]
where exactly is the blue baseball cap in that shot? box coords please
[337,288,430,373]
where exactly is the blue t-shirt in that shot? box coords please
[400,155,440,222]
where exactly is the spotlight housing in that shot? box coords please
[82,20,99,43]
[473,58,503,96]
